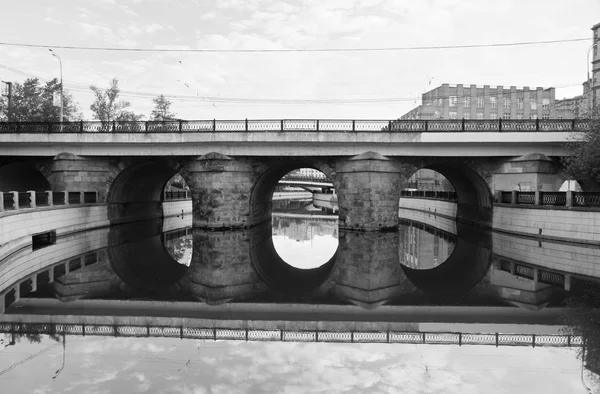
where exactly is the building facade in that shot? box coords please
[401,84,567,120]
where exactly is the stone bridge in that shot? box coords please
[0,119,591,231]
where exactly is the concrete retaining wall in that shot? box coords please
[398,198,457,220]
[0,205,109,261]
[163,200,192,217]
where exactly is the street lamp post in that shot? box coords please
[49,49,63,123]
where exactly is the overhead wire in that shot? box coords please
[0,38,589,53]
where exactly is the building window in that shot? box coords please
[464,97,470,108]
[558,116,563,119]
[530,99,537,110]
[517,98,523,109]
[463,113,470,119]
[504,98,510,110]
[542,98,550,110]
[503,113,511,120]
[490,113,498,120]
[449,111,457,119]
[449,96,457,107]
[530,114,538,120]
[490,97,497,108]
[477,97,484,108]
[516,113,523,120]
[542,114,550,120]
[477,113,484,120]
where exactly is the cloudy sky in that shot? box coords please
[0,0,598,120]
[0,335,594,393]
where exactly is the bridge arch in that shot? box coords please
[409,159,494,225]
[107,159,182,224]
[0,161,51,192]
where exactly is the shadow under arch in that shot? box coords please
[107,160,180,224]
[249,222,338,295]
[0,161,50,191]
[107,219,188,295]
[412,162,493,226]
[400,219,493,298]
[249,159,338,226]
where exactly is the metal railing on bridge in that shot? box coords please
[0,119,592,133]
[400,189,457,201]
[163,190,191,200]
[0,322,582,348]
[0,190,99,212]
[496,190,600,208]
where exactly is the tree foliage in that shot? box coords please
[563,108,600,185]
[150,94,176,121]
[89,79,143,130]
[0,78,81,121]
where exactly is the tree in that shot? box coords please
[0,78,81,122]
[562,110,600,186]
[89,78,143,131]
[150,94,176,121]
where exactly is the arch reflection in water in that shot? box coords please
[399,219,456,270]
[107,219,190,296]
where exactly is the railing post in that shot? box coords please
[388,120,392,132]
[0,192,3,212]
[145,121,148,133]
[316,119,319,131]
[80,120,84,133]
[511,190,517,205]
[28,191,36,208]
[64,191,70,206]
[31,274,38,292]
[0,294,4,314]
[536,118,540,131]
[213,118,216,131]
[566,190,573,207]
[245,118,248,132]
[571,119,576,130]
[424,120,428,132]
[179,119,183,132]
[95,191,99,203]
[80,191,85,204]
[494,190,502,203]
[280,119,284,132]
[532,268,539,283]
[10,191,18,210]
[498,118,502,132]
[352,120,355,132]
[46,190,53,206]
[112,120,116,132]
[534,191,541,205]
[509,261,516,275]
[49,267,54,283]
[462,118,465,131]
[564,275,572,291]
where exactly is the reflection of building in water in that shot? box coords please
[163,228,193,267]
[399,222,454,269]
[273,216,338,241]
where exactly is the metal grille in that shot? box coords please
[498,334,533,346]
[535,335,569,347]
[3,192,15,210]
[353,332,388,343]
[284,120,317,131]
[82,122,109,132]
[180,120,214,132]
[538,119,573,131]
[85,325,115,336]
[461,333,496,345]
[540,192,566,206]
[247,330,281,341]
[283,331,316,342]
[182,327,214,339]
[571,336,583,346]
[52,191,66,205]
[354,120,389,132]
[539,271,565,286]
[391,120,426,132]
[247,120,281,131]
[426,120,463,131]
[117,326,149,337]
[389,332,423,344]
[215,328,246,340]
[149,326,181,338]
[18,192,31,208]
[317,331,352,342]
[501,120,537,131]
[55,324,84,334]
[425,333,460,344]
[0,322,15,333]
[216,120,245,132]
[147,121,180,132]
[114,121,145,133]
[83,192,97,203]
[35,192,50,207]
[20,323,51,333]
[464,120,500,131]
[67,192,81,204]
[515,265,534,279]
[517,191,535,204]
[573,192,600,207]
